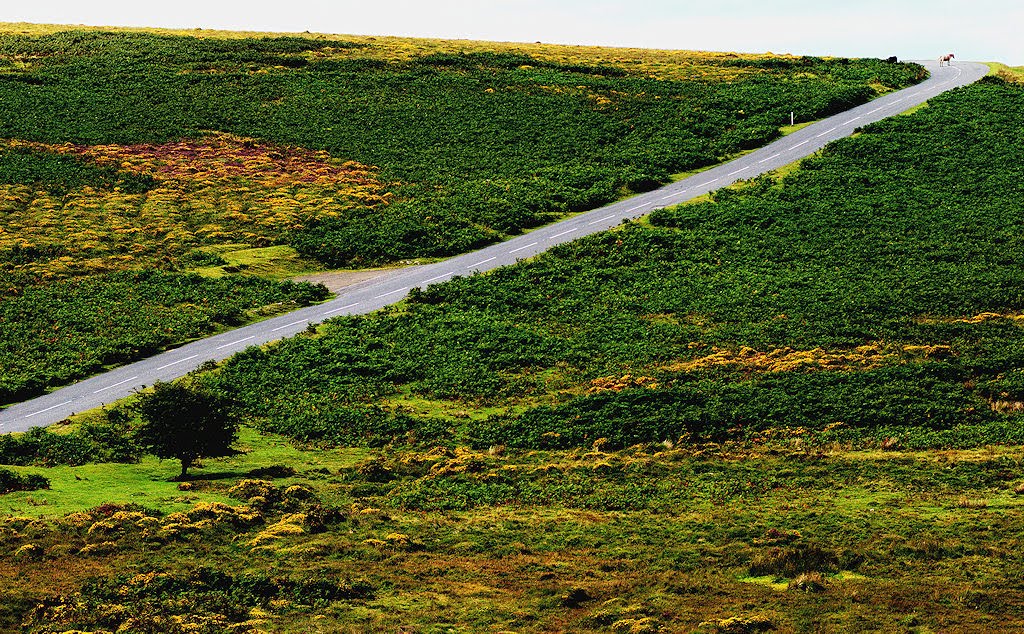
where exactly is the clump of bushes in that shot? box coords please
[788,571,827,593]
[23,566,374,632]
[0,419,139,467]
[748,543,840,578]
[0,468,49,494]
[228,479,319,512]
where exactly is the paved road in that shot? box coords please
[0,60,989,432]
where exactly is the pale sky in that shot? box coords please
[2,1,1020,65]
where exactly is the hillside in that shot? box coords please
[2,67,1023,632]
[207,78,1024,452]
[0,25,923,404]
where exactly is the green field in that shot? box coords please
[0,29,920,270]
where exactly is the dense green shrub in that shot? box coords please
[0,271,328,405]
[0,467,49,494]
[204,81,1024,449]
[0,146,156,195]
[472,365,993,449]
[0,419,140,466]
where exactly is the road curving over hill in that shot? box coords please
[0,59,990,432]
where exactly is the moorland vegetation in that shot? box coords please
[204,78,1024,453]
[0,25,922,403]
[2,69,1023,632]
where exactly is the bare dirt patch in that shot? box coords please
[294,266,422,293]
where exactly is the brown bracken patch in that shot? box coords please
[661,343,952,375]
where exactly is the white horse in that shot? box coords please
[939,53,955,66]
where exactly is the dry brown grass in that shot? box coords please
[989,399,1024,414]
[953,496,989,509]
[0,135,391,280]
[918,311,1024,325]
[660,342,953,375]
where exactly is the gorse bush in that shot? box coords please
[24,567,373,632]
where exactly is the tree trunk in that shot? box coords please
[178,456,193,480]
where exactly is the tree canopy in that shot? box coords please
[133,381,237,479]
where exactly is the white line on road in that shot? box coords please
[323,303,360,316]
[23,400,74,419]
[156,354,199,370]
[696,180,718,188]
[373,288,409,299]
[270,320,308,333]
[659,193,677,200]
[510,242,538,254]
[550,228,577,239]
[816,126,839,137]
[216,336,255,350]
[758,153,782,164]
[469,257,496,267]
[423,272,452,283]
[626,204,647,212]
[728,167,749,175]
[866,106,884,115]
[588,215,618,225]
[792,139,811,148]
[844,116,862,124]
[93,376,140,394]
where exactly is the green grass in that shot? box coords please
[779,121,814,135]
[0,427,368,517]
[899,101,930,116]
[987,61,1024,81]
[188,244,326,279]
[736,574,790,591]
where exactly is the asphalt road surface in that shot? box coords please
[0,60,989,432]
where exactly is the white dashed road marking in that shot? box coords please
[323,303,360,315]
[156,354,200,369]
[24,401,74,419]
[93,376,140,394]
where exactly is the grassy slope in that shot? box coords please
[5,24,1024,634]
[0,28,921,405]
[3,429,1024,632]
[988,61,1024,82]
[3,77,1024,632]
[202,79,1024,454]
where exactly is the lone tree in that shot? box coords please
[134,381,237,480]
